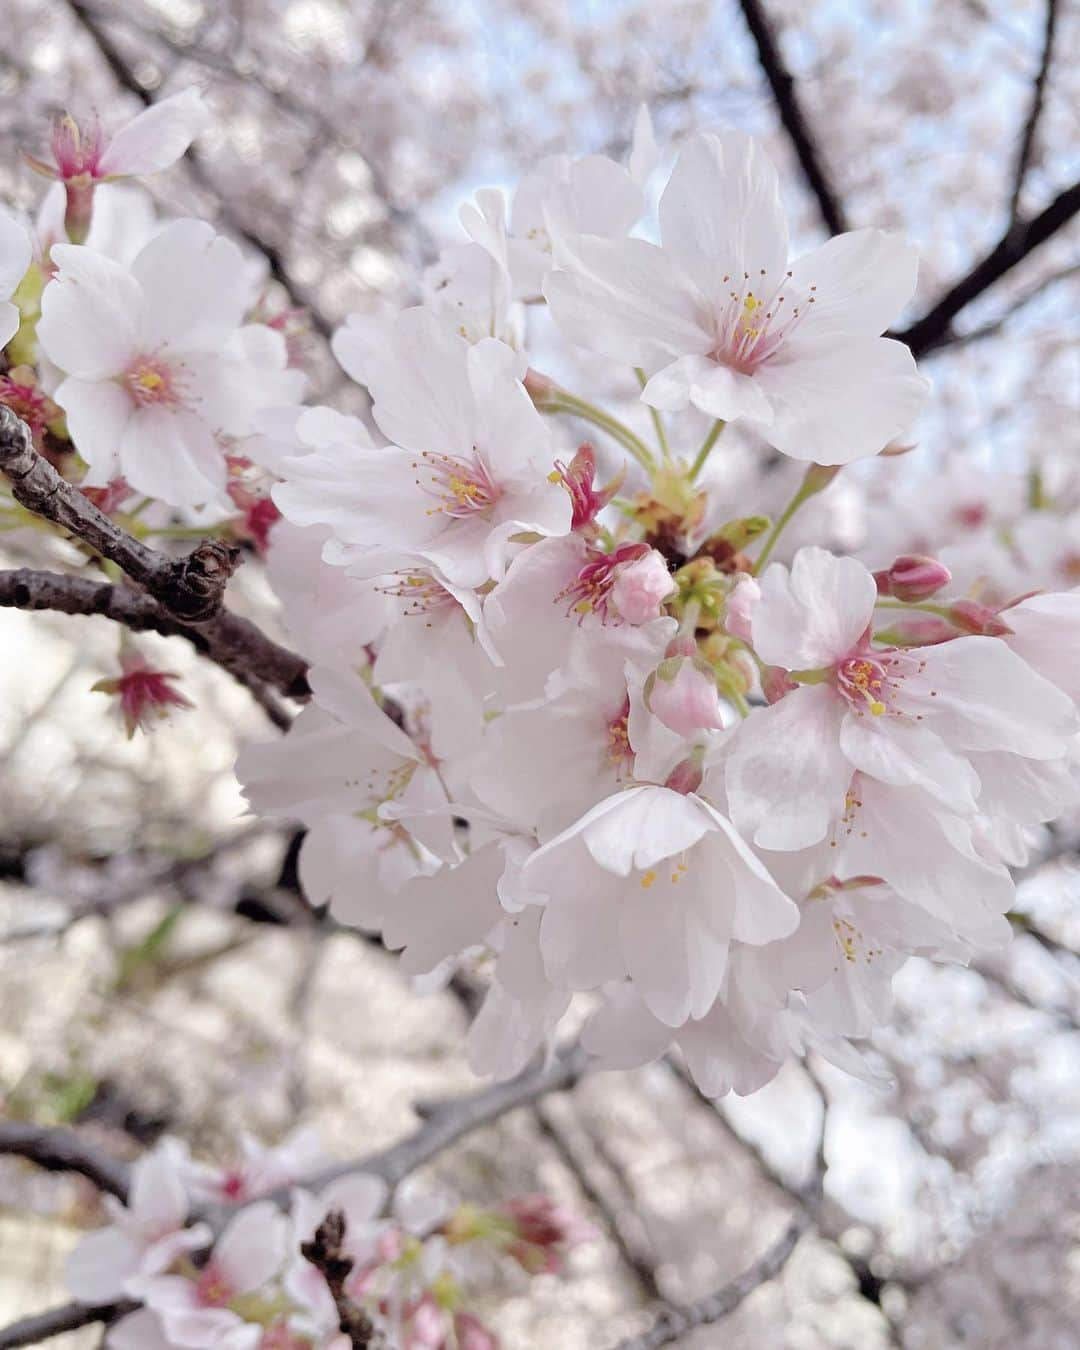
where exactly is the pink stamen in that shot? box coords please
[710,267,816,374]
[412,450,501,519]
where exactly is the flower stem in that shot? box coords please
[688,420,725,481]
[753,464,840,575]
[545,390,656,473]
[874,599,951,618]
[635,368,671,462]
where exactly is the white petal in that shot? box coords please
[367,307,475,458]
[582,983,674,1069]
[38,246,142,378]
[1006,592,1080,702]
[214,1200,288,1294]
[788,229,920,336]
[839,715,979,811]
[54,378,131,482]
[119,406,226,508]
[132,220,250,348]
[753,547,877,671]
[756,336,929,465]
[580,786,711,875]
[98,88,211,177]
[544,234,712,369]
[0,207,32,299]
[130,1145,190,1233]
[726,685,851,850]
[65,1227,138,1302]
[619,877,729,1025]
[658,131,788,307]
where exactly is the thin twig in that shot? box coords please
[300,1210,382,1348]
[0,409,239,622]
[736,0,848,236]
[895,178,1080,357]
[944,262,1079,348]
[0,1300,137,1350]
[0,567,309,722]
[613,1216,807,1350]
[0,1121,131,1201]
[1008,0,1060,224]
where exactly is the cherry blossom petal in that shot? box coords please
[787,228,920,336]
[97,88,211,177]
[38,245,142,378]
[752,548,877,672]
[131,220,250,348]
[65,1226,139,1303]
[54,377,131,483]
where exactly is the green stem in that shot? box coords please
[753,464,840,575]
[635,368,671,462]
[874,599,952,619]
[545,390,656,472]
[688,420,725,481]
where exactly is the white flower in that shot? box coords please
[136,1201,287,1349]
[0,207,32,347]
[725,547,1077,853]
[518,785,798,1026]
[41,88,211,184]
[38,219,304,507]
[545,130,929,464]
[66,1145,211,1303]
[274,309,571,587]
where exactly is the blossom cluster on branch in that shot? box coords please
[1,93,1080,1333]
[61,1127,587,1349]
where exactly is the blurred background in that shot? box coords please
[0,1,1078,1345]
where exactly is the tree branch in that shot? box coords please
[0,409,239,622]
[896,177,1080,357]
[0,567,310,724]
[0,1300,137,1350]
[300,1209,382,1348]
[0,1121,131,1201]
[736,0,849,236]
[614,1216,807,1350]
[1008,0,1059,224]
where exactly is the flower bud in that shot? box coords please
[874,554,951,602]
[647,657,726,737]
[610,548,676,624]
[947,599,1014,637]
[762,665,797,705]
[664,748,705,796]
[724,574,760,642]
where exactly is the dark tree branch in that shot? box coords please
[736,0,849,236]
[0,409,239,622]
[0,1300,137,1350]
[0,1121,131,1201]
[896,178,1080,357]
[942,262,1079,348]
[300,1209,382,1348]
[0,567,309,724]
[1009,0,1060,224]
[614,1216,807,1350]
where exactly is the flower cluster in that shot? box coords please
[66,1129,588,1349]
[2,96,1079,1106]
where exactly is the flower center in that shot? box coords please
[711,268,815,374]
[195,1265,234,1308]
[835,655,891,716]
[415,450,501,519]
[124,355,188,409]
[380,571,459,619]
[556,542,650,624]
[605,697,632,769]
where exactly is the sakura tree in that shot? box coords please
[0,2,1077,1348]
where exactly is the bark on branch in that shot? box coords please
[614,1216,807,1349]
[0,408,239,622]
[736,0,849,236]
[0,1300,137,1350]
[300,1209,382,1348]
[0,1121,131,1201]
[896,178,1080,357]
[1009,0,1059,225]
[0,567,311,723]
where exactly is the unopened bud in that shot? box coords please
[874,554,951,602]
[647,657,726,737]
[610,548,676,624]
[523,368,559,409]
[947,599,1014,637]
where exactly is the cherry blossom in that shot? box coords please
[545,130,929,464]
[38,219,304,507]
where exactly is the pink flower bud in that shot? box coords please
[724,574,760,642]
[501,1194,594,1275]
[664,752,704,796]
[947,599,1014,637]
[875,554,951,602]
[649,659,726,737]
[610,548,676,624]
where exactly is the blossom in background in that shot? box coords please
[38,219,304,507]
[66,1145,211,1303]
[92,646,195,738]
[0,207,32,346]
[545,130,929,464]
